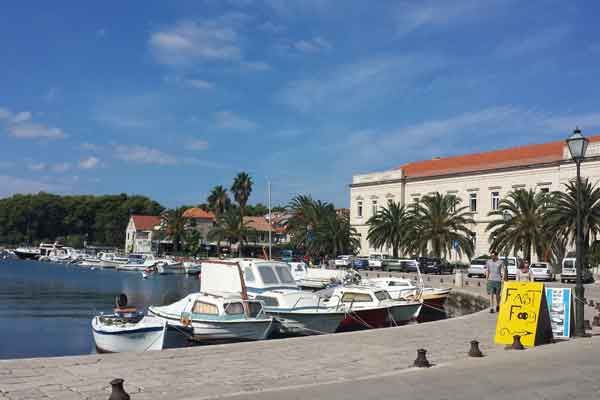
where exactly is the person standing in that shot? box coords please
[516,260,533,282]
[486,251,507,313]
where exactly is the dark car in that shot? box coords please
[352,257,369,270]
[414,257,450,274]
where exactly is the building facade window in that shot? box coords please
[469,193,477,212]
[357,201,363,218]
[371,200,378,216]
[491,191,500,211]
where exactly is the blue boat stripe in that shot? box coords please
[246,286,298,293]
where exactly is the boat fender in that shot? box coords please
[116,293,128,308]
[180,312,192,327]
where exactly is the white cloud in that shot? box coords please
[541,112,600,133]
[0,107,67,140]
[8,122,66,139]
[186,79,215,89]
[28,162,46,172]
[241,61,271,71]
[278,54,444,112]
[80,142,102,151]
[51,163,71,173]
[187,139,209,150]
[115,145,177,165]
[214,110,257,131]
[12,111,32,123]
[79,156,100,169]
[258,21,285,33]
[0,175,68,198]
[294,36,331,53]
[495,26,571,58]
[96,28,107,38]
[395,0,510,36]
[149,20,241,65]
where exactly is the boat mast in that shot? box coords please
[268,180,272,260]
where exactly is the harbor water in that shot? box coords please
[0,259,461,360]
[0,259,199,359]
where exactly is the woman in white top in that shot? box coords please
[516,260,533,282]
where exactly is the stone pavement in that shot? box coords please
[1,279,600,400]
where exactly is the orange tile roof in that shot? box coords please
[182,207,215,220]
[399,134,600,179]
[244,216,286,233]
[131,215,162,231]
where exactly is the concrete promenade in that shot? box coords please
[1,275,599,400]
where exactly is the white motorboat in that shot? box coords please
[98,252,128,268]
[316,285,422,331]
[91,294,166,353]
[149,262,274,342]
[183,261,202,275]
[13,246,41,260]
[117,254,157,271]
[288,262,356,290]
[361,277,452,308]
[238,259,347,335]
[156,258,186,274]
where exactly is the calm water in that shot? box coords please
[0,259,199,359]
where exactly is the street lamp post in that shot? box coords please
[502,210,512,260]
[566,127,589,337]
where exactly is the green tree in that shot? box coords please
[366,201,414,258]
[231,172,253,256]
[414,192,475,259]
[486,189,547,262]
[163,207,187,253]
[207,185,231,217]
[544,178,600,265]
[208,210,254,253]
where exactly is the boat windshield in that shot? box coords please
[275,266,295,284]
[258,266,279,284]
[374,291,391,301]
[341,292,373,302]
[192,301,219,315]
[224,302,244,315]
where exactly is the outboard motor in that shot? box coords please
[115,293,128,308]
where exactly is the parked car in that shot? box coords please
[530,262,554,282]
[368,254,385,270]
[501,256,521,280]
[352,257,370,270]
[415,257,452,274]
[467,258,489,278]
[334,255,354,268]
[561,257,594,283]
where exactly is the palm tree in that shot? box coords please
[231,172,253,256]
[207,210,254,252]
[286,194,359,258]
[486,189,547,262]
[207,185,230,217]
[545,178,600,264]
[366,201,414,258]
[414,193,475,259]
[164,207,187,253]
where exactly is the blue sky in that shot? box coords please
[2,0,600,208]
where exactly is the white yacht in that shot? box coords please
[238,259,347,335]
[116,254,157,271]
[149,262,274,342]
[361,277,451,308]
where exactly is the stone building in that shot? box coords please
[350,135,600,261]
[182,207,216,239]
[125,215,162,254]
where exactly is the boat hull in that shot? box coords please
[14,250,39,260]
[265,310,346,335]
[91,318,166,353]
[338,303,422,331]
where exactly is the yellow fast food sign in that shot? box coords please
[494,281,553,347]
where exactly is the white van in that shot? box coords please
[501,256,521,280]
[561,257,594,283]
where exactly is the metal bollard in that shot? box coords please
[468,340,483,357]
[109,378,130,400]
[506,335,525,350]
[413,348,431,368]
[440,278,444,284]
[584,319,592,331]
[477,281,481,287]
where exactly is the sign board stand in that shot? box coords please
[545,287,573,339]
[494,282,554,347]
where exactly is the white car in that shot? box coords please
[501,256,521,280]
[530,262,554,281]
[368,254,384,270]
[334,255,353,268]
[467,258,488,278]
[561,257,594,283]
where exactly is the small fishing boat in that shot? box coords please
[13,246,40,260]
[91,294,166,353]
[142,265,158,279]
[239,259,347,335]
[316,285,422,331]
[148,261,274,342]
[361,277,452,308]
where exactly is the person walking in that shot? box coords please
[516,260,533,282]
[486,251,507,313]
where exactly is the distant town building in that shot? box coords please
[350,135,600,261]
[244,216,289,246]
[182,207,216,239]
[125,215,162,254]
